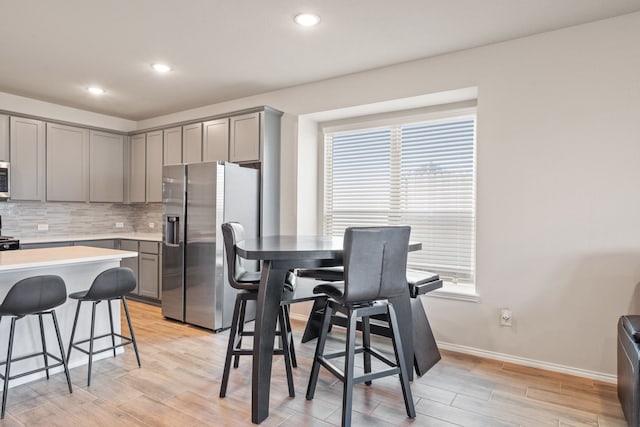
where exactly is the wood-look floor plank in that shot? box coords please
[0,300,626,426]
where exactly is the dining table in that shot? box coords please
[235,235,422,424]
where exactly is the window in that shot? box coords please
[323,111,476,291]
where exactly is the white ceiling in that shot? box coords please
[1,0,639,121]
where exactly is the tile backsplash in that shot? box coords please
[0,202,162,238]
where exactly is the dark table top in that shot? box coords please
[236,235,422,261]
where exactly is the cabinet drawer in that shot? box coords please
[120,240,138,251]
[139,241,159,254]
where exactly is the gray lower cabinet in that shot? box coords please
[119,239,160,301]
[119,240,139,294]
[77,239,117,249]
[139,241,159,299]
[20,241,72,249]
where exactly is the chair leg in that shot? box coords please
[67,300,82,361]
[107,299,117,358]
[220,294,243,398]
[278,307,295,398]
[51,311,73,394]
[283,305,297,368]
[121,297,141,368]
[342,308,357,427]
[306,302,334,400]
[87,302,97,387]
[387,304,416,418]
[38,314,50,380]
[362,315,372,386]
[233,298,248,369]
[1,317,16,419]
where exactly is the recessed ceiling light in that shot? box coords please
[294,13,320,27]
[152,63,171,73]
[87,86,105,95]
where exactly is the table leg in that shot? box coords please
[252,260,286,424]
[388,290,414,382]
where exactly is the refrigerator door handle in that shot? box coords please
[165,215,180,247]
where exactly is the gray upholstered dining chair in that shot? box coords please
[306,226,416,427]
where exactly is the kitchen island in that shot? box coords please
[0,246,137,387]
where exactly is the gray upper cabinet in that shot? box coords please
[46,123,89,202]
[146,131,163,202]
[182,123,202,163]
[10,117,45,201]
[163,126,182,165]
[202,118,228,162]
[90,130,124,202]
[0,115,9,161]
[230,112,260,163]
[130,134,146,203]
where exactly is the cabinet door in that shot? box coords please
[46,123,89,202]
[120,240,139,294]
[0,115,8,161]
[230,112,260,163]
[139,252,159,299]
[10,117,45,201]
[163,126,182,165]
[146,131,163,202]
[129,134,146,203]
[182,123,202,163]
[202,118,228,162]
[90,130,124,202]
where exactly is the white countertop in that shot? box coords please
[19,233,162,245]
[0,246,138,272]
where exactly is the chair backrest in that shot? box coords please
[342,226,411,304]
[0,275,67,316]
[85,267,137,300]
[221,222,257,290]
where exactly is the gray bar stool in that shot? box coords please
[306,226,416,427]
[67,267,140,386]
[0,275,72,419]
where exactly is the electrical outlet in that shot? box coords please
[115,222,124,228]
[149,222,155,229]
[37,224,49,231]
[500,308,513,327]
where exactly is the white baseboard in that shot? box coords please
[289,312,617,384]
[437,341,617,384]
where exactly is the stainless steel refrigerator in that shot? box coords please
[161,161,259,330]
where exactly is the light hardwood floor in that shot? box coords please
[0,300,627,426]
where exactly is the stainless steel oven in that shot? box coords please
[0,161,9,200]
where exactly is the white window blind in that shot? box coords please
[323,114,476,287]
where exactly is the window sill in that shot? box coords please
[426,282,480,302]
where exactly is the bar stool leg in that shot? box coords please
[121,297,141,368]
[220,294,243,398]
[38,314,50,380]
[107,299,117,358]
[387,304,415,418]
[2,317,17,419]
[306,303,334,400]
[278,307,295,398]
[233,298,247,369]
[283,305,297,368]
[87,301,97,387]
[362,315,372,386]
[342,309,357,427]
[51,311,73,394]
[67,300,82,361]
